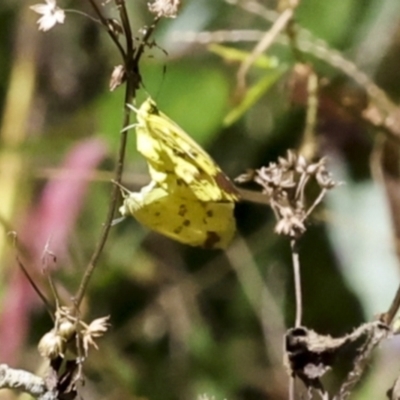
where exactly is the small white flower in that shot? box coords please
[30,0,65,31]
[148,0,182,18]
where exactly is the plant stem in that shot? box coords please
[87,0,126,59]
[75,0,136,307]
[291,238,302,327]
[289,238,301,400]
[74,84,132,307]
[74,2,160,307]
[381,283,400,325]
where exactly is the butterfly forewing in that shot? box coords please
[137,99,239,202]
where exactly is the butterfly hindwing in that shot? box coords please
[120,181,235,249]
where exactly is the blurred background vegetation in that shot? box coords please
[1,0,400,399]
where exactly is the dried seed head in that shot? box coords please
[274,206,306,237]
[236,150,338,238]
[316,168,337,189]
[82,316,110,355]
[38,331,66,359]
[58,318,76,341]
[109,65,126,91]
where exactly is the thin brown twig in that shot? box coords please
[133,18,160,64]
[381,284,400,326]
[74,90,132,307]
[87,0,126,59]
[285,0,303,64]
[16,257,54,318]
[116,0,133,59]
[370,137,400,326]
[334,323,389,400]
[289,377,296,400]
[299,68,319,160]
[74,0,136,307]
[304,189,327,221]
[74,4,161,307]
[236,3,297,93]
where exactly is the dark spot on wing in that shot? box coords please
[155,212,161,217]
[203,231,221,248]
[174,226,183,234]
[183,220,190,227]
[178,204,187,216]
[173,148,184,157]
[206,210,214,218]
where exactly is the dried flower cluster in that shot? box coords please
[236,150,337,238]
[38,306,110,360]
[148,0,182,18]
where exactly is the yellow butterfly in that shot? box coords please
[119,98,239,249]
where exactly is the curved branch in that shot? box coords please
[0,364,56,400]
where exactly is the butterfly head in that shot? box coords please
[140,98,160,117]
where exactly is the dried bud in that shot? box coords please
[275,206,306,237]
[285,150,297,167]
[58,318,76,341]
[305,163,319,175]
[295,155,307,173]
[305,157,326,176]
[110,65,126,91]
[316,169,337,189]
[107,18,123,37]
[38,331,66,359]
[148,0,182,18]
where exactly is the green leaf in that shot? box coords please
[208,44,279,69]
[223,66,287,126]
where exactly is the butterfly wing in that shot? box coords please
[120,182,236,249]
[122,98,238,248]
[136,98,239,203]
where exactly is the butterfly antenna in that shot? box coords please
[111,179,129,196]
[154,63,167,102]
